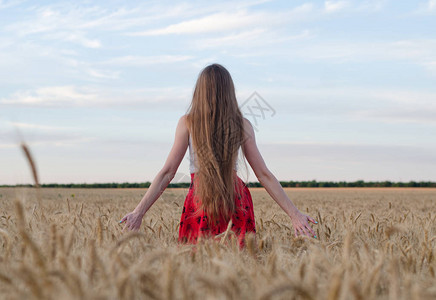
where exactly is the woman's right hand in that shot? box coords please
[119,211,143,231]
[290,211,318,238]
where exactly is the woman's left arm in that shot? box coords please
[120,115,189,231]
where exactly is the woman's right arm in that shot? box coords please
[120,115,189,231]
[241,118,317,238]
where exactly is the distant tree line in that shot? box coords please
[275,180,436,188]
[1,180,436,188]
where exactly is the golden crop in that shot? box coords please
[0,187,435,299]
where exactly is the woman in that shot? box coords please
[120,64,317,247]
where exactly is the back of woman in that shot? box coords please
[180,65,256,245]
[120,63,317,248]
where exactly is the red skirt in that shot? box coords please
[178,172,256,248]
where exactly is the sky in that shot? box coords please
[1,0,436,184]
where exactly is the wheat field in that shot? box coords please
[0,187,435,299]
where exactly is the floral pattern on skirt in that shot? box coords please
[178,172,256,248]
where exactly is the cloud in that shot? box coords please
[8,122,74,131]
[195,29,266,49]
[129,3,315,36]
[194,29,312,50]
[129,11,266,36]
[284,38,436,65]
[4,3,166,48]
[61,32,101,48]
[260,141,436,164]
[0,0,23,10]
[8,13,103,48]
[413,0,436,14]
[0,121,90,149]
[355,0,387,12]
[422,60,436,75]
[12,134,92,148]
[100,55,193,66]
[85,68,120,79]
[205,38,436,66]
[0,85,192,108]
[0,143,16,149]
[323,0,387,13]
[324,1,350,13]
[0,86,99,107]
[255,141,436,181]
[347,89,436,124]
[256,85,436,125]
[351,108,436,125]
[291,3,315,14]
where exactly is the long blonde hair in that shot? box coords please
[185,63,246,224]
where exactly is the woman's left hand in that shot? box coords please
[119,211,143,231]
[290,211,318,238]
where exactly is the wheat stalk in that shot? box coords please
[20,142,39,188]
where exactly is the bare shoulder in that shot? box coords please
[180,114,188,128]
[176,114,189,136]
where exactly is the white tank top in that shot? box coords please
[188,134,238,174]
